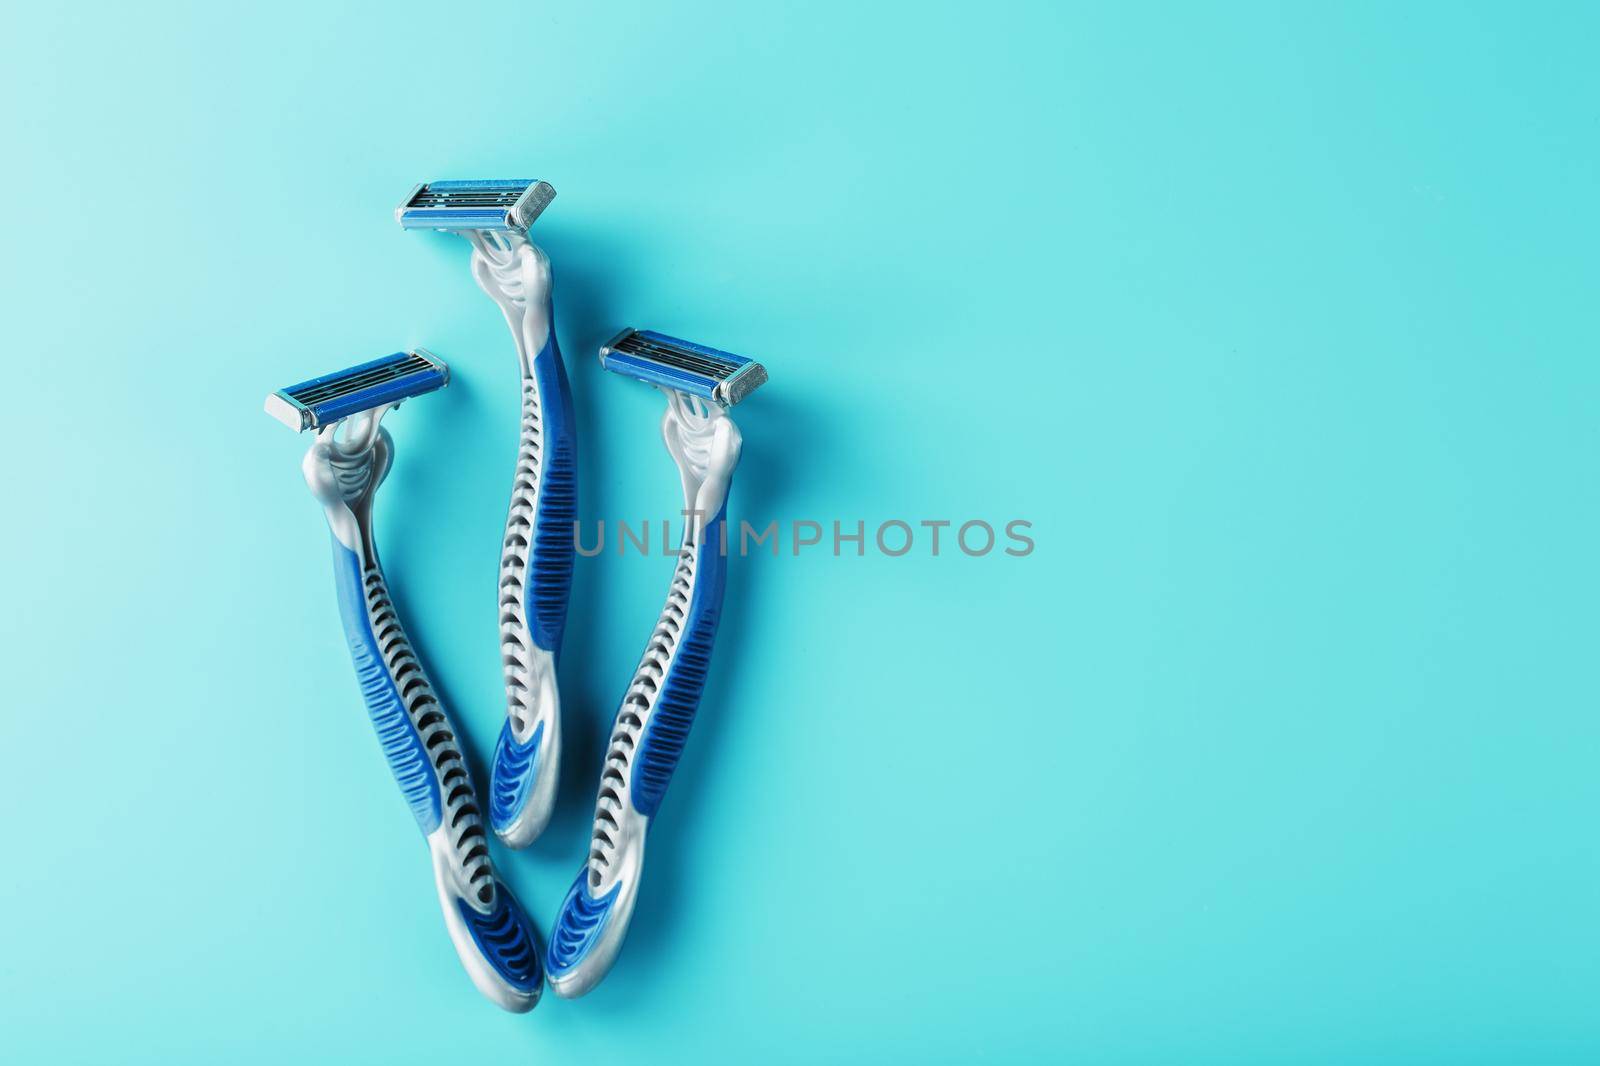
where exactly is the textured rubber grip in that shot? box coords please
[490,719,543,830]
[526,328,577,656]
[453,883,545,998]
[632,504,729,818]
[331,539,442,832]
[490,323,576,846]
[548,875,622,974]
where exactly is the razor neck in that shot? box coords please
[661,390,742,539]
[303,412,394,556]
[466,230,553,374]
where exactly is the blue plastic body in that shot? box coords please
[396,179,534,231]
[330,540,441,834]
[526,327,578,655]
[632,503,729,818]
[280,351,446,430]
[456,886,545,992]
[602,330,755,401]
[546,875,620,977]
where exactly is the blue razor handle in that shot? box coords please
[488,317,577,849]
[399,182,575,850]
[301,416,543,1012]
[547,391,744,998]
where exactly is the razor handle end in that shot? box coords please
[546,864,634,999]
[433,859,546,1013]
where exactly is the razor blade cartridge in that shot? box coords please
[598,329,766,407]
[265,349,448,432]
[395,179,555,232]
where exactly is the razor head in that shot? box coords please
[264,349,448,432]
[598,329,767,407]
[395,179,555,233]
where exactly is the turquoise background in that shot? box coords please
[2,1,1596,1061]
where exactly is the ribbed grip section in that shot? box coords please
[330,537,496,901]
[499,332,576,742]
[631,507,729,819]
[489,720,542,833]
[500,376,544,736]
[332,540,441,833]
[527,335,577,655]
[456,886,544,993]
[547,874,620,976]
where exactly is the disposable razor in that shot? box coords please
[397,179,576,850]
[266,351,544,1012]
[546,329,765,998]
